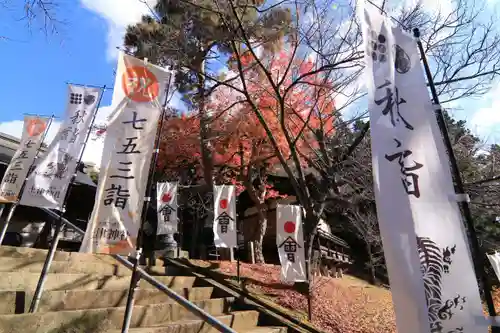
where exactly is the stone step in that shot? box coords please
[0,245,164,266]
[244,327,288,333]
[118,327,287,333]
[0,245,113,263]
[0,273,196,291]
[0,257,184,276]
[0,297,236,333]
[0,257,132,276]
[105,310,261,333]
[0,287,214,314]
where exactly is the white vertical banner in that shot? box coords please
[487,253,500,283]
[20,86,101,209]
[80,52,171,255]
[0,116,49,203]
[156,181,178,235]
[213,185,237,248]
[276,204,306,283]
[360,1,486,332]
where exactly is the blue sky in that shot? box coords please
[0,2,120,119]
[0,0,499,166]
[0,0,157,165]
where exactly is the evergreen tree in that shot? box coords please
[124,0,291,259]
[124,0,291,189]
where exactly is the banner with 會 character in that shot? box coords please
[276,204,306,283]
[360,1,486,332]
[156,181,178,235]
[213,185,237,248]
[20,86,101,209]
[0,116,49,203]
[80,51,172,255]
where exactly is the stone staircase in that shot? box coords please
[0,246,287,333]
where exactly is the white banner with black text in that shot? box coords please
[0,116,49,203]
[80,52,171,255]
[20,86,101,209]
[156,181,178,235]
[213,185,237,248]
[276,204,306,283]
[360,2,486,332]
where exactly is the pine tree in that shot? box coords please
[124,0,292,190]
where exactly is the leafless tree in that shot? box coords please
[1,0,63,37]
[124,0,500,271]
[178,0,500,273]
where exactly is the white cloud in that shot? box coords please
[0,104,115,166]
[470,84,500,144]
[81,105,115,166]
[80,0,158,60]
[390,0,454,17]
[0,119,61,145]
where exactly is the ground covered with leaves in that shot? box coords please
[189,260,500,333]
[189,260,500,332]
[189,260,396,333]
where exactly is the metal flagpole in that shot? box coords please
[236,143,245,284]
[236,242,241,283]
[305,238,313,322]
[0,115,55,245]
[177,195,182,258]
[413,27,498,321]
[121,73,172,333]
[21,113,60,118]
[234,195,241,284]
[0,206,5,222]
[65,82,114,91]
[236,217,241,284]
[28,85,106,313]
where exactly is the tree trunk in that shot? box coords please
[196,59,214,191]
[366,242,377,285]
[190,212,200,259]
[306,233,315,280]
[243,178,267,264]
[35,220,52,249]
[254,211,267,264]
[305,213,320,285]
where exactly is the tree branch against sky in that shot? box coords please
[0,0,64,37]
[179,0,500,268]
[124,0,292,194]
[120,0,500,267]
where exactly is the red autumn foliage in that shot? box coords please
[157,114,201,176]
[157,48,336,262]
[157,47,336,191]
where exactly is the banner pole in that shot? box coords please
[305,241,312,322]
[413,27,497,320]
[235,196,240,284]
[177,198,182,258]
[22,113,59,118]
[65,82,113,90]
[0,115,55,245]
[28,86,106,313]
[236,244,241,283]
[121,73,172,333]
